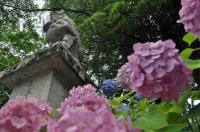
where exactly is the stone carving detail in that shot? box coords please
[43,10,84,63]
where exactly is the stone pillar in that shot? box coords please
[9,70,67,108]
[0,40,89,108]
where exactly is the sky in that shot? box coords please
[35,0,45,8]
[34,0,49,35]
[20,0,47,33]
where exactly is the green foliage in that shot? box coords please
[183,33,198,46]
[0,0,43,70]
[133,106,169,130]
[187,104,200,119]
[0,85,11,107]
[0,0,38,31]
[110,80,200,131]
[180,48,194,59]
[132,102,186,131]
[110,91,194,132]
[157,124,187,132]
[0,31,43,70]
[183,59,200,70]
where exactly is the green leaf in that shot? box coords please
[167,112,187,124]
[180,48,200,59]
[187,104,200,119]
[183,59,200,70]
[183,32,198,46]
[114,110,129,118]
[110,100,122,106]
[191,90,200,100]
[137,99,149,111]
[167,105,183,114]
[133,105,168,130]
[114,92,132,102]
[133,113,168,130]
[178,88,192,107]
[128,96,135,107]
[157,124,187,132]
[180,48,193,59]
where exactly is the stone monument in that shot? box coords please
[0,10,89,108]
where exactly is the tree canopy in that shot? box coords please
[0,0,43,70]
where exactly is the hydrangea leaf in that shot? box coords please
[180,48,193,59]
[178,88,192,107]
[128,96,135,107]
[183,59,200,70]
[157,124,187,132]
[183,32,198,46]
[115,92,132,102]
[137,99,149,111]
[110,100,122,106]
[167,105,183,114]
[187,104,200,119]
[133,112,168,130]
[133,105,168,130]
[180,48,200,59]
[191,90,200,100]
[167,112,187,124]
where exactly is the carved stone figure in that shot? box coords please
[43,10,84,63]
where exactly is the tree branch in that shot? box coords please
[0,2,91,16]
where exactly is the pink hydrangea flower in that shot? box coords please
[178,0,200,38]
[117,119,141,132]
[57,84,140,132]
[48,107,140,132]
[0,96,52,132]
[59,84,109,115]
[117,63,132,89]
[118,40,192,101]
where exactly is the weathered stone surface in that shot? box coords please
[44,10,84,63]
[9,70,67,108]
[0,44,90,107]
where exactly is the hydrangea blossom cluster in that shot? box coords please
[53,84,140,132]
[117,40,192,101]
[102,79,117,97]
[0,85,140,132]
[48,107,140,132]
[0,96,52,132]
[59,84,109,115]
[178,0,200,38]
[117,63,132,89]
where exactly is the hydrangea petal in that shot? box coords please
[117,39,192,101]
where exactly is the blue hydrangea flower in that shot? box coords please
[115,103,129,111]
[135,95,143,101]
[102,79,117,97]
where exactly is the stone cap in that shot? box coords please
[0,43,91,89]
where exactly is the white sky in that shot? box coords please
[20,0,47,33]
[33,0,49,35]
[35,0,45,8]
